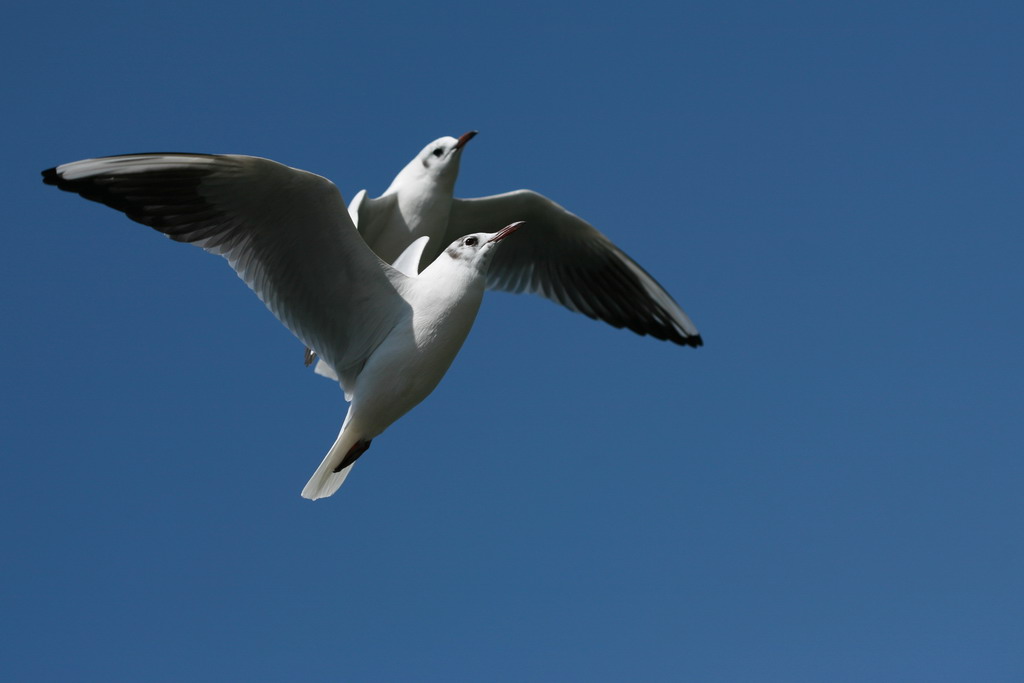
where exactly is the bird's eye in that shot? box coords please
[464,236,479,247]
[431,147,444,157]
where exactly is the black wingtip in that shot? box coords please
[41,167,60,185]
[671,333,703,348]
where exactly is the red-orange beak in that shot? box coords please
[488,221,524,243]
[453,130,478,151]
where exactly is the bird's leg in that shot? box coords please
[304,347,317,367]
[334,439,372,472]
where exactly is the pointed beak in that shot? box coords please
[487,221,524,243]
[452,130,478,152]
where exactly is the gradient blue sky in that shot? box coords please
[3,1,1022,680]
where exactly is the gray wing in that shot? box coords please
[42,153,411,389]
[447,190,702,347]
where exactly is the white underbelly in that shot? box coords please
[347,293,480,437]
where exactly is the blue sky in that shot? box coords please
[3,1,1022,680]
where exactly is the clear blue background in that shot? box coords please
[3,1,1022,680]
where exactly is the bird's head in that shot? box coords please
[386,131,477,193]
[443,221,524,272]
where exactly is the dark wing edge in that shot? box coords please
[449,190,703,347]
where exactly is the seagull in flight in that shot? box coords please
[347,131,703,348]
[43,153,523,500]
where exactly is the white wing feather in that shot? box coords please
[44,153,413,391]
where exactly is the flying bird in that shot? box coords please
[348,131,703,348]
[42,153,523,500]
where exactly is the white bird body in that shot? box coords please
[302,243,490,498]
[355,133,472,268]
[43,152,519,500]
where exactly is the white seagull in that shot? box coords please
[347,131,703,348]
[43,153,523,500]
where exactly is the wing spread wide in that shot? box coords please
[43,153,411,389]
[447,190,702,347]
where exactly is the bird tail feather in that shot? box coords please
[301,417,361,501]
